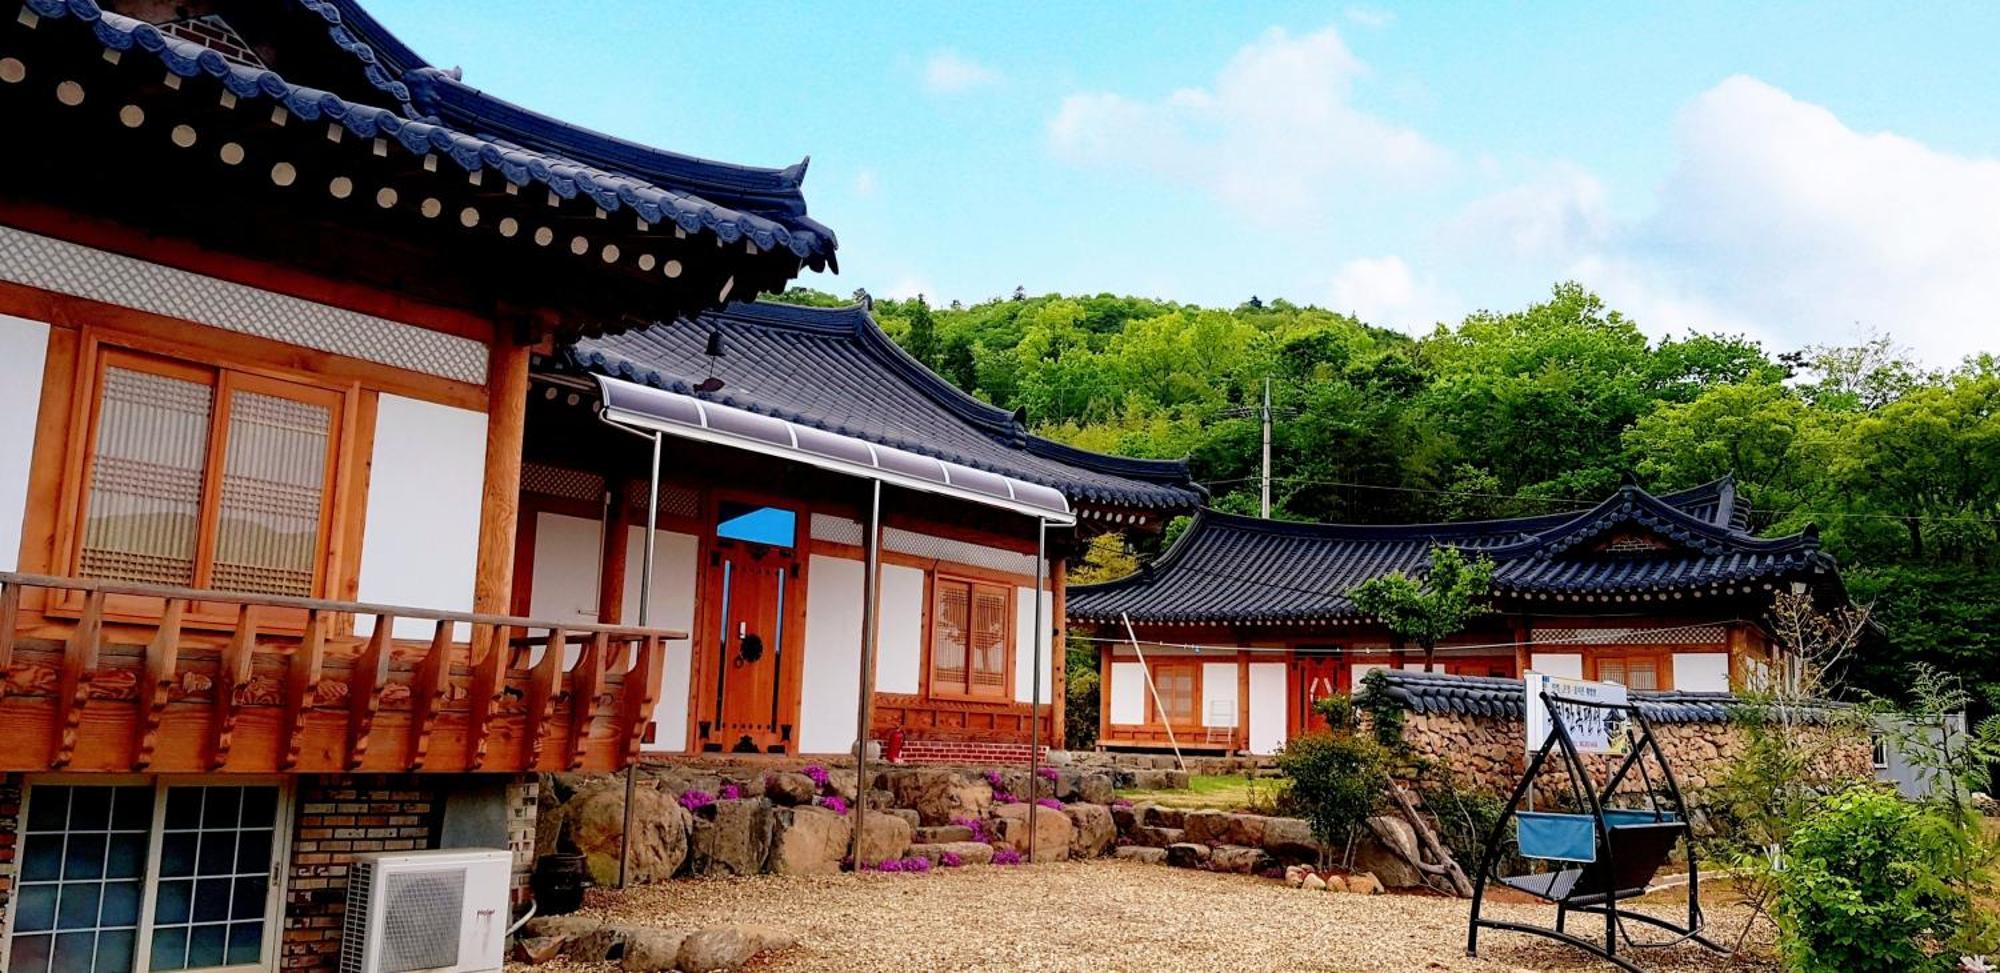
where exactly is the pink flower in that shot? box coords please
[818,795,850,815]
[1037,798,1065,811]
[940,851,963,868]
[803,764,830,789]
[1036,767,1059,781]
[678,790,714,812]
[718,783,742,801]
[992,847,1023,866]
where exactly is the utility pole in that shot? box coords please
[1260,378,1272,518]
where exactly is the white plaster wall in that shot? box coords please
[874,563,925,695]
[0,315,48,573]
[1109,662,1148,725]
[1672,653,1731,693]
[1012,585,1054,704]
[1531,653,1584,679]
[1349,663,1389,691]
[798,554,864,754]
[527,512,602,626]
[622,526,700,753]
[354,395,485,639]
[1247,663,1287,754]
[1201,662,1238,727]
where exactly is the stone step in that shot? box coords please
[912,825,975,844]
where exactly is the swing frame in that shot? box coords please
[1464,689,1729,972]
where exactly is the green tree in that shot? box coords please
[1349,547,1495,672]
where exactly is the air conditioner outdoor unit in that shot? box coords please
[339,849,513,973]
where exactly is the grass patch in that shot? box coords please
[1117,773,1288,812]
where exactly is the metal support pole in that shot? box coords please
[618,431,662,889]
[1028,518,1047,864]
[851,480,883,867]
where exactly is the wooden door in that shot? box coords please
[1292,651,1343,735]
[700,538,798,753]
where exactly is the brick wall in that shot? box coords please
[506,776,537,906]
[0,774,17,936]
[282,775,441,972]
[895,740,1049,766]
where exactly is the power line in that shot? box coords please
[1068,619,1748,658]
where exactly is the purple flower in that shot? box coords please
[940,851,963,868]
[992,846,1024,866]
[878,859,903,873]
[951,816,988,842]
[1036,767,1059,781]
[984,770,1005,788]
[677,789,715,812]
[992,791,1017,805]
[803,764,830,789]
[718,783,742,801]
[818,795,850,816]
[1037,798,1064,811]
[901,856,932,873]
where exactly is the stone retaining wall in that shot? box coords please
[1393,710,1872,796]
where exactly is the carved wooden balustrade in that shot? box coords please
[0,572,679,775]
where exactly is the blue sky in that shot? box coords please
[369,2,2000,363]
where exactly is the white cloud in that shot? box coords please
[1329,256,1456,332]
[853,168,879,198]
[1048,26,1447,220]
[923,51,1000,94]
[1344,6,1395,28]
[880,276,934,302]
[1454,76,2000,363]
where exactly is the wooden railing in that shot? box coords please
[0,572,682,775]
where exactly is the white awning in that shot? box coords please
[595,375,1075,525]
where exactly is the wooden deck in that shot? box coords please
[0,572,682,775]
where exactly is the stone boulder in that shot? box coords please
[1133,825,1185,848]
[884,808,921,830]
[885,769,993,825]
[913,824,975,844]
[769,805,851,876]
[619,929,687,971]
[764,772,818,807]
[1111,802,1147,833]
[1206,844,1275,875]
[1076,772,1117,806]
[1302,873,1328,891]
[676,925,797,973]
[688,799,772,877]
[992,803,1074,862]
[1260,817,1320,863]
[1354,816,1424,889]
[539,782,691,886]
[1165,842,1211,869]
[1347,871,1385,895]
[1113,845,1167,864]
[855,811,913,866]
[909,841,995,866]
[1063,803,1116,859]
[1142,805,1187,829]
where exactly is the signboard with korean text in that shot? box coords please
[1525,671,1630,754]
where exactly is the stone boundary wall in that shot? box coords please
[1394,710,1872,796]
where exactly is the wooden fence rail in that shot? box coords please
[0,572,680,775]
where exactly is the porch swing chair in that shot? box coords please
[1465,686,1729,972]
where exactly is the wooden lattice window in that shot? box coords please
[1595,653,1663,691]
[1149,662,1198,725]
[931,577,1012,700]
[76,350,341,598]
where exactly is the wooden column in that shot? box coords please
[473,337,533,617]
[1235,650,1250,754]
[597,483,632,624]
[1049,559,1067,750]
[1097,639,1112,748]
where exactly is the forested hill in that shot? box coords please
[768,283,2000,702]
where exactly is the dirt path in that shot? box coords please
[537,859,1776,972]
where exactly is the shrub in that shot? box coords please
[1775,786,1997,972]
[1276,705,1391,868]
[1419,770,1525,879]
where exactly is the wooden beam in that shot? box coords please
[346,615,393,770]
[621,635,663,762]
[51,589,104,769]
[525,628,565,767]
[0,582,19,704]
[566,631,607,770]
[280,609,325,770]
[465,622,502,770]
[597,487,631,625]
[406,618,453,770]
[472,337,532,616]
[210,604,258,770]
[133,598,185,770]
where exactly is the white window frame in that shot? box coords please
[4,775,294,973]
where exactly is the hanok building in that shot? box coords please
[1067,478,1840,755]
[522,298,1201,764]
[0,0,840,971]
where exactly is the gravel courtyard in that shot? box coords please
[534,859,1777,972]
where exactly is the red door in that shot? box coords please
[1293,651,1343,734]
[698,504,801,753]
